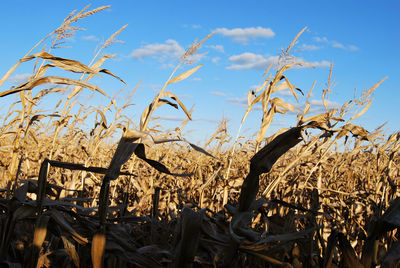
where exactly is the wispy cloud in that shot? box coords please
[308,99,341,114]
[305,60,331,68]
[130,39,185,61]
[215,26,275,43]
[82,35,99,42]
[299,44,321,51]
[143,83,162,92]
[227,53,279,70]
[314,36,359,51]
[207,44,225,53]
[9,73,30,84]
[227,96,247,106]
[156,115,186,122]
[347,45,359,51]
[161,63,175,69]
[209,91,226,97]
[182,24,202,29]
[211,57,221,64]
[192,77,202,81]
[194,117,220,123]
[156,115,218,123]
[271,119,288,127]
[227,95,265,110]
[226,52,330,70]
[277,89,293,96]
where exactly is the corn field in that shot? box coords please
[0,5,399,268]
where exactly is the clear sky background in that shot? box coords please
[0,0,398,144]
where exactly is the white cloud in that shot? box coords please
[130,39,185,61]
[277,89,293,96]
[157,115,218,123]
[227,53,280,70]
[207,44,225,53]
[309,99,341,108]
[194,117,220,123]
[332,42,345,49]
[300,44,321,51]
[144,83,162,92]
[192,77,202,81]
[348,45,359,51]
[314,36,359,51]
[209,91,226,97]
[9,73,30,84]
[82,35,99,42]
[211,57,221,64]
[306,60,331,68]
[227,97,247,106]
[314,36,328,43]
[215,26,275,43]
[227,52,330,70]
[161,63,175,69]
[308,99,341,114]
[156,115,186,122]
[183,24,202,29]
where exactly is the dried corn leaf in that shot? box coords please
[123,128,213,157]
[282,76,302,102]
[255,105,276,144]
[322,89,330,112]
[33,215,50,248]
[91,54,116,70]
[46,159,133,176]
[0,76,106,98]
[92,231,106,268]
[187,142,215,158]
[240,127,303,212]
[61,236,80,268]
[134,143,191,177]
[382,241,400,267]
[337,232,363,268]
[14,183,29,203]
[11,205,36,221]
[240,249,291,267]
[158,98,179,109]
[168,64,202,84]
[350,98,373,121]
[49,209,88,245]
[99,68,126,84]
[271,97,299,113]
[255,226,321,245]
[285,26,307,55]
[159,92,192,120]
[106,140,137,179]
[175,207,205,268]
[323,230,338,268]
[247,90,256,107]
[271,80,290,93]
[22,51,96,74]
[336,124,370,141]
[30,215,50,268]
[37,159,50,210]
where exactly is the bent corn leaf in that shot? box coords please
[0,76,107,98]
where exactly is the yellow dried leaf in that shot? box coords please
[0,76,107,98]
[168,64,202,84]
[91,233,106,268]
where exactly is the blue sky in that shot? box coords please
[0,0,399,144]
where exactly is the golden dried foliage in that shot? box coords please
[0,7,398,268]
